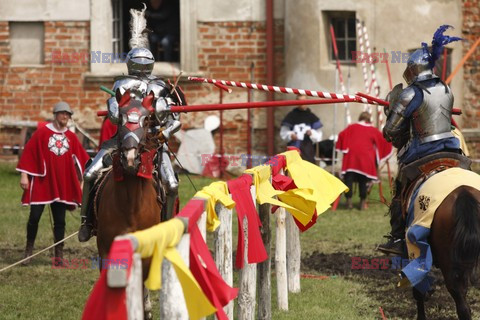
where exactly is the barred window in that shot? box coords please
[119,0,180,62]
[325,11,356,63]
[112,0,123,57]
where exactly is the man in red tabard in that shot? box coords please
[336,111,393,210]
[98,117,117,150]
[16,102,90,264]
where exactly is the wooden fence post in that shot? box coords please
[275,206,288,310]
[214,202,234,319]
[257,203,271,320]
[286,212,301,293]
[125,253,143,319]
[160,233,190,319]
[237,185,258,320]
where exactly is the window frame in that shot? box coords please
[88,0,198,78]
[9,21,45,66]
[325,11,356,65]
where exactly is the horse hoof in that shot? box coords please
[144,311,153,320]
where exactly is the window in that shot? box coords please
[9,22,44,65]
[325,11,356,63]
[89,0,197,77]
[119,0,180,63]
[112,0,123,57]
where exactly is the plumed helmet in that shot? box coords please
[403,48,433,85]
[403,25,462,85]
[53,101,73,115]
[126,47,155,76]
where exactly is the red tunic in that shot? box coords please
[335,122,393,180]
[98,118,117,150]
[16,123,90,209]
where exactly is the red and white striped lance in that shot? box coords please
[356,20,370,99]
[188,76,379,105]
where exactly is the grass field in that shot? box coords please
[0,161,479,319]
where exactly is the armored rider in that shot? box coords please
[78,5,183,242]
[377,25,462,255]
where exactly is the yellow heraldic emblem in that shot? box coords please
[194,181,235,232]
[130,218,216,319]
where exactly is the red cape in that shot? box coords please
[336,122,393,180]
[99,118,117,150]
[16,124,90,209]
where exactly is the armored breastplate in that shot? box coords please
[113,77,148,100]
[411,81,453,143]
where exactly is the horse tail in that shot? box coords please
[452,188,480,280]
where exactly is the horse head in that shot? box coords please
[116,90,155,173]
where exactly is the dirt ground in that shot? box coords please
[302,251,480,319]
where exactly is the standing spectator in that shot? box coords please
[98,117,117,150]
[16,102,90,264]
[146,0,180,62]
[280,95,323,163]
[336,112,393,210]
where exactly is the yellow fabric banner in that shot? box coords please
[245,164,318,226]
[130,218,216,319]
[194,181,235,232]
[281,150,349,215]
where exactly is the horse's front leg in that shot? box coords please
[413,288,426,320]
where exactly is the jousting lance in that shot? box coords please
[97,83,375,116]
[98,83,460,115]
[188,76,381,105]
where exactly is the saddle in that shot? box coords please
[89,161,166,236]
[399,151,472,218]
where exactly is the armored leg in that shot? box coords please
[160,149,179,221]
[78,148,109,242]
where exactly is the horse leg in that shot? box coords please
[446,277,471,320]
[143,286,152,320]
[413,287,426,320]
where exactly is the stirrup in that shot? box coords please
[377,235,404,255]
[78,223,93,242]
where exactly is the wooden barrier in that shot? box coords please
[101,186,302,320]
[86,151,344,320]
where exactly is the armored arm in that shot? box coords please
[107,97,120,124]
[383,87,415,149]
[161,113,182,140]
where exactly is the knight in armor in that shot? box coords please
[78,6,183,242]
[377,25,463,255]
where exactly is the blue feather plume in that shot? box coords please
[430,25,462,67]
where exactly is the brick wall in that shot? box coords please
[462,0,480,159]
[181,20,285,156]
[0,19,285,158]
[0,21,109,149]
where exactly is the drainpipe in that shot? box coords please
[266,0,275,156]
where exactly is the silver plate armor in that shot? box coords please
[383,86,415,148]
[403,48,434,85]
[411,81,453,143]
[107,97,120,124]
[126,47,155,76]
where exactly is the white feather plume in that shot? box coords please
[129,4,149,49]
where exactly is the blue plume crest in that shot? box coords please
[429,25,462,67]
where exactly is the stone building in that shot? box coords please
[0,0,478,161]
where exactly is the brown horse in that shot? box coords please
[412,183,480,320]
[95,91,162,319]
